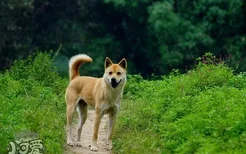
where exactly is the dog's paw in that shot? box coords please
[75,142,82,147]
[67,141,74,147]
[106,140,113,150]
[90,145,98,151]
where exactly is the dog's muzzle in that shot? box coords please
[111,78,122,88]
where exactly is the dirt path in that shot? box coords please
[64,110,112,154]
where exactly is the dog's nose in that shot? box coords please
[110,77,121,88]
[111,78,116,83]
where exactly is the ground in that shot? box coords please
[64,110,112,154]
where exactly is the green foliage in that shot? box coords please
[1,50,246,153]
[148,0,246,74]
[115,63,246,153]
[1,0,246,76]
[9,52,67,92]
[0,53,67,153]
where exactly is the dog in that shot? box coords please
[65,54,127,151]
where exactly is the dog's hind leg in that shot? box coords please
[76,99,88,146]
[66,91,78,146]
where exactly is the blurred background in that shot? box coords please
[0,0,245,78]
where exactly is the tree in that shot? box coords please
[1,0,245,76]
[148,0,246,73]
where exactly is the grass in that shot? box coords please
[1,52,246,153]
[114,62,246,153]
[0,52,67,153]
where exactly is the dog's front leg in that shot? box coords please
[91,110,103,151]
[107,109,118,150]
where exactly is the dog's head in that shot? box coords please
[103,57,127,89]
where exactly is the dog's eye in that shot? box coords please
[109,71,113,75]
[117,72,121,75]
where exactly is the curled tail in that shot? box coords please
[69,54,92,81]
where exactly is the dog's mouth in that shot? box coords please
[111,79,122,88]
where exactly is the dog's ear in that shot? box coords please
[105,57,113,68]
[118,58,127,69]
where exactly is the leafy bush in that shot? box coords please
[2,51,246,153]
[9,52,67,93]
[0,52,67,153]
[115,62,246,153]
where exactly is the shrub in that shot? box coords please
[114,62,246,153]
[0,52,67,153]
